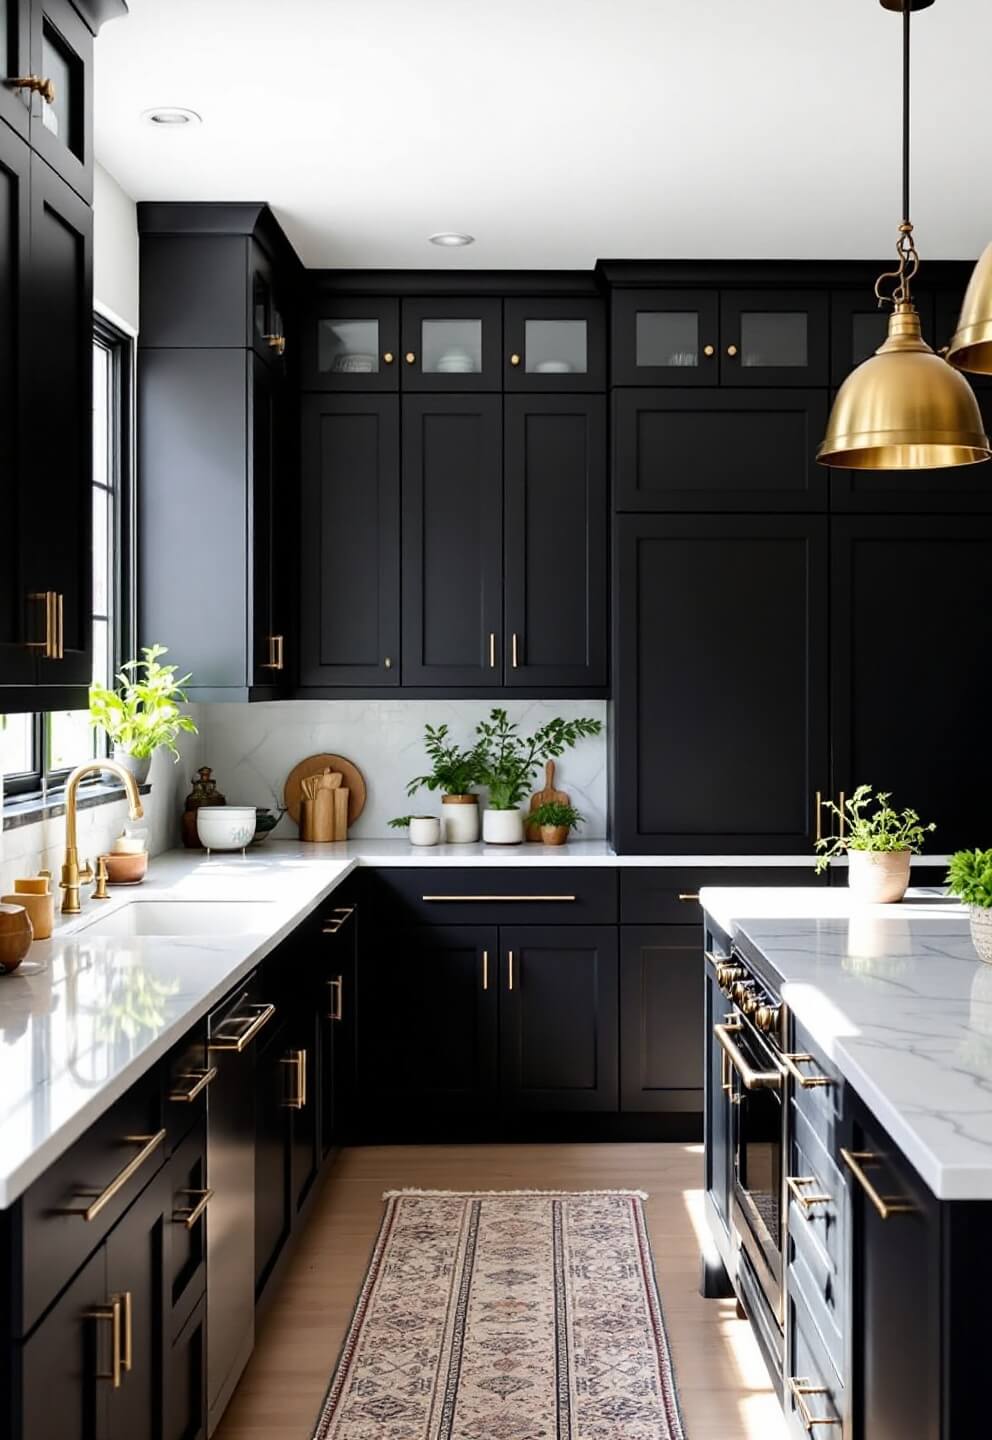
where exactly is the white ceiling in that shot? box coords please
[94,0,992,271]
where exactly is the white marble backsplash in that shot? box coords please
[194,700,609,840]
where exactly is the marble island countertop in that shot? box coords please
[700,886,992,1201]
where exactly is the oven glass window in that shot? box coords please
[737,1082,782,1250]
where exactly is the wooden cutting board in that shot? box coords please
[526,760,570,841]
[284,754,367,827]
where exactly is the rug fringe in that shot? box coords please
[382,1187,650,1200]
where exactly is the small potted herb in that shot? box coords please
[89,645,198,784]
[815,783,935,902]
[946,849,992,963]
[473,709,602,845]
[405,724,483,843]
[526,801,585,847]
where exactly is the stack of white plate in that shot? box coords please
[534,360,573,374]
[332,353,376,373]
[436,351,476,373]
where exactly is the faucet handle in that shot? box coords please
[78,858,95,886]
[92,857,110,901]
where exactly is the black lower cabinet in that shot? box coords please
[703,966,732,1235]
[289,1007,320,1215]
[359,925,499,1122]
[319,902,358,1157]
[499,926,618,1113]
[104,1164,170,1440]
[18,1244,109,1440]
[254,1011,292,1298]
[166,1299,207,1440]
[620,926,703,1113]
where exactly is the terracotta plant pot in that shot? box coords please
[482,807,524,845]
[540,825,569,846]
[846,849,912,903]
[970,906,992,964]
[441,795,479,843]
[0,903,34,975]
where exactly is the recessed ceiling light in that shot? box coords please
[429,232,474,248]
[142,107,202,127]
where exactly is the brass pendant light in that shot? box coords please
[817,0,990,470]
[947,242,992,374]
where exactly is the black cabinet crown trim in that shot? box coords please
[596,257,980,290]
[308,269,605,298]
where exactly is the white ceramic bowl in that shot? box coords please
[197,806,257,851]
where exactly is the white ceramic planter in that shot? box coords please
[442,795,480,843]
[409,816,441,847]
[110,747,152,786]
[483,807,525,845]
[970,905,992,964]
[846,849,911,903]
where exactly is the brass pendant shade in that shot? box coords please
[946,242,992,375]
[818,304,991,469]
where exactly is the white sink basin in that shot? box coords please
[75,900,281,938]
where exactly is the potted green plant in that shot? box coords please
[405,724,483,843]
[526,801,585,847]
[946,848,992,963]
[815,783,935,902]
[89,645,198,785]
[473,709,602,845]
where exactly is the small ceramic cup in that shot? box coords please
[409,816,441,847]
[102,852,149,885]
[0,903,34,975]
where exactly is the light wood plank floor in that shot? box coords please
[216,1143,787,1440]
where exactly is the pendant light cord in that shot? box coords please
[902,0,911,225]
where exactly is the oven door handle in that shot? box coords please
[714,1021,783,1091]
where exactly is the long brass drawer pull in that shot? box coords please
[173,1187,213,1231]
[781,1052,835,1089]
[328,975,344,1021]
[168,1066,218,1103]
[713,1022,782,1091]
[839,1148,915,1220]
[678,892,700,902]
[77,1129,167,1223]
[121,1290,133,1373]
[482,950,489,991]
[508,950,515,991]
[421,894,577,903]
[788,1376,841,1431]
[282,1049,307,1109]
[786,1175,832,1212]
[323,906,356,934]
[209,1003,276,1053]
[87,1296,123,1388]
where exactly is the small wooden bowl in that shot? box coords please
[0,903,34,974]
[101,852,149,885]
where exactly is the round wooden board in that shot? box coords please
[284,754,367,827]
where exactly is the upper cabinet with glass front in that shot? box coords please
[0,0,30,139]
[401,296,502,391]
[23,0,93,200]
[504,297,605,391]
[302,296,400,391]
[612,288,828,387]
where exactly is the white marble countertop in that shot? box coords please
[700,886,992,1201]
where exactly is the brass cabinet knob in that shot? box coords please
[264,334,286,356]
[703,344,715,357]
[384,656,392,669]
[405,351,416,365]
[12,74,55,105]
[510,353,521,366]
[383,352,395,364]
[727,344,738,357]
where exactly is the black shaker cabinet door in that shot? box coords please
[613,388,829,513]
[28,0,93,201]
[620,925,703,1113]
[503,296,606,392]
[0,122,33,688]
[401,295,502,392]
[18,1243,109,1440]
[299,394,400,687]
[831,516,992,852]
[611,288,720,387]
[503,394,607,687]
[614,514,829,853]
[0,0,30,138]
[301,294,399,392]
[719,289,828,387]
[401,394,502,686]
[105,1164,171,1440]
[499,926,618,1113]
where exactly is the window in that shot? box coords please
[1,315,133,802]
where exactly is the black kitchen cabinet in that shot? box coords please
[611,288,721,387]
[251,353,293,684]
[0,121,32,690]
[358,925,499,1122]
[401,394,503,685]
[299,393,400,688]
[302,293,399,392]
[26,0,92,200]
[0,0,30,139]
[703,965,732,1235]
[401,295,501,391]
[613,513,829,853]
[288,1006,320,1215]
[250,238,289,372]
[503,393,607,686]
[830,515,992,852]
[613,388,829,512]
[620,925,703,1112]
[254,1010,292,1299]
[504,296,606,391]
[720,289,828,387]
[319,900,358,1156]
[17,1242,108,1440]
[498,926,618,1113]
[166,1300,207,1440]
[104,1162,170,1440]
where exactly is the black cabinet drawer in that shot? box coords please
[162,1020,210,1155]
[786,1279,845,1436]
[622,866,817,924]
[167,1120,208,1340]
[789,1019,843,1155]
[15,1064,165,1336]
[372,868,618,927]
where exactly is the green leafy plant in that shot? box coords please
[946,849,992,909]
[405,724,482,799]
[88,644,198,762]
[473,709,603,811]
[526,801,585,833]
[388,816,411,829]
[815,783,935,874]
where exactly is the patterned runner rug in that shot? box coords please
[311,1188,686,1440]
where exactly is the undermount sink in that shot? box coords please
[74,900,281,938]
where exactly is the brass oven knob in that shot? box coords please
[754,1004,781,1034]
[715,961,743,992]
[732,978,755,1007]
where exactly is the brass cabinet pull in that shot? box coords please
[282,1049,307,1109]
[839,1148,914,1220]
[28,590,59,659]
[678,892,700,902]
[121,1290,133,1373]
[323,905,355,934]
[383,351,395,364]
[703,343,716,357]
[422,894,577,903]
[510,352,521,366]
[507,950,515,991]
[482,950,489,991]
[173,1187,213,1231]
[261,634,285,671]
[384,655,392,669]
[264,333,286,356]
[87,1297,123,1388]
[814,790,823,844]
[788,1376,841,1431]
[209,1002,276,1053]
[56,591,64,659]
[168,1066,218,1103]
[727,343,738,357]
[405,351,416,365]
[713,1022,782,1091]
[75,1130,167,1223]
[786,1175,832,1212]
[489,632,496,668]
[781,1052,834,1089]
[11,74,55,105]
[328,976,344,1021]
[511,632,519,669]
[837,791,847,840]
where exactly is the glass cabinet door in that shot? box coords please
[504,297,605,390]
[29,0,91,202]
[720,290,828,386]
[303,297,399,392]
[250,243,288,369]
[401,297,501,390]
[831,290,934,386]
[611,290,718,386]
[0,0,30,139]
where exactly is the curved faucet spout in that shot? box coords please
[61,759,145,915]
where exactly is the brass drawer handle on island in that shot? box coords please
[421,894,577,903]
[781,1052,835,1089]
[713,1021,782,1091]
[786,1175,833,1212]
[169,1066,218,1103]
[839,1148,915,1220]
[208,1003,276,1053]
[788,1377,841,1431]
[72,1129,167,1223]
[282,1049,307,1109]
[173,1188,214,1231]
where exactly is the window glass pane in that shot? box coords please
[92,618,110,690]
[740,312,807,368]
[92,486,109,616]
[48,709,95,774]
[0,714,34,775]
[525,319,587,374]
[318,319,379,374]
[636,312,698,368]
[41,25,78,155]
[93,342,109,484]
[421,319,482,374]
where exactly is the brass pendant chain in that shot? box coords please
[875,1,919,309]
